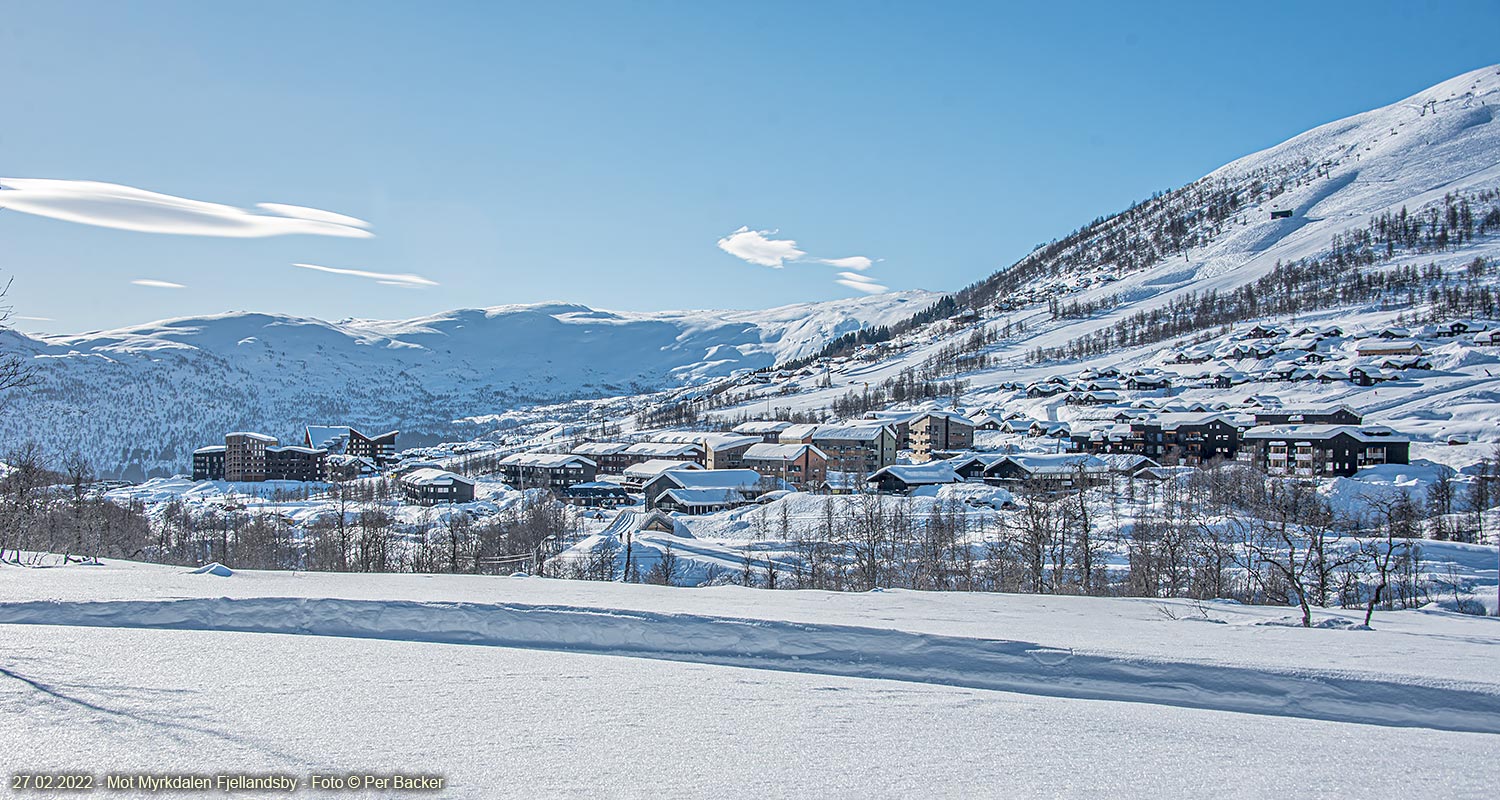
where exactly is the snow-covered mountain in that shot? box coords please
[0,292,936,478]
[707,65,1500,440]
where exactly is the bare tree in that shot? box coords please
[0,277,39,398]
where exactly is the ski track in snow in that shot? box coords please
[2,596,1497,734]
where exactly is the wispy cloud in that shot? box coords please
[716,227,805,268]
[835,272,888,294]
[815,255,874,271]
[293,262,438,287]
[718,226,887,294]
[15,315,53,321]
[131,279,186,289]
[0,178,372,238]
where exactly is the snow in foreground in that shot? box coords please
[1,559,1497,798]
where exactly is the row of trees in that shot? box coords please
[573,460,1496,625]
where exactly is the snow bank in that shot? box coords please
[0,596,1496,734]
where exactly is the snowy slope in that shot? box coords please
[0,292,935,477]
[710,65,1500,437]
[1,560,1497,797]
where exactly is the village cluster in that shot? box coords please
[177,317,1440,521]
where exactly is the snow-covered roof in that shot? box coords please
[812,423,891,442]
[1152,412,1233,430]
[652,432,759,450]
[401,468,475,487]
[267,445,323,455]
[226,432,277,442]
[572,442,630,456]
[623,441,702,457]
[1101,454,1162,472]
[499,452,597,469]
[742,442,825,462]
[702,434,762,451]
[779,423,821,440]
[868,463,960,485]
[732,420,792,435]
[305,425,353,450]
[653,469,766,491]
[193,445,227,454]
[658,488,745,506]
[995,454,1109,476]
[1241,424,1408,444]
[623,459,703,479]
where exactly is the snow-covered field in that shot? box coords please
[1,558,1497,797]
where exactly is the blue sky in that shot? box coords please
[2,0,1497,333]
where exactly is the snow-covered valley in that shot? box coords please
[1,559,1497,798]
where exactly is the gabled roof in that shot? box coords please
[624,441,702,457]
[401,468,475,487]
[1151,412,1233,430]
[733,420,793,435]
[910,410,976,426]
[623,459,703,479]
[779,423,822,440]
[989,453,1109,477]
[701,434,763,451]
[867,463,960,486]
[658,487,746,506]
[1241,424,1408,444]
[305,425,353,450]
[573,442,631,456]
[651,468,766,491]
[813,423,893,442]
[1101,454,1161,472]
[742,442,826,462]
[499,452,597,469]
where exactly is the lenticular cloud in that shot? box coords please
[0,178,373,238]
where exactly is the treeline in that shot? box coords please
[828,368,968,419]
[641,458,1497,624]
[0,443,152,564]
[1031,189,1500,362]
[0,443,581,574]
[1033,251,1496,363]
[793,158,1324,366]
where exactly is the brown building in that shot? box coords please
[908,412,975,461]
[203,432,329,482]
[809,424,898,476]
[739,443,828,490]
[224,432,277,482]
